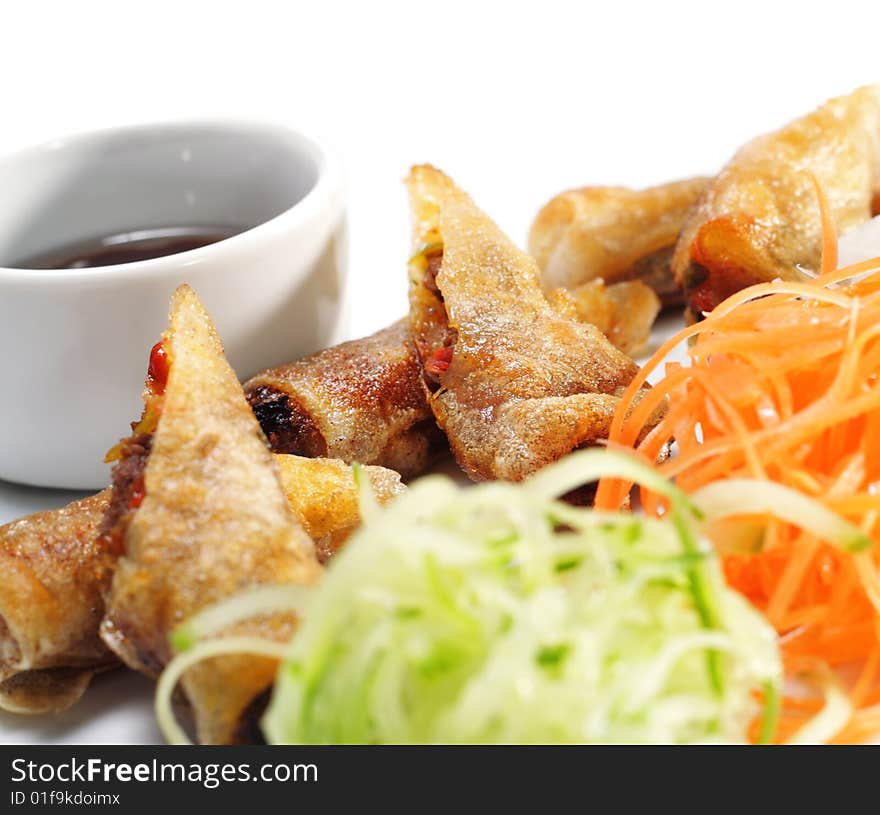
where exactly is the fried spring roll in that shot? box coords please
[673,85,880,321]
[245,319,441,479]
[100,285,321,744]
[529,179,708,306]
[0,491,115,713]
[549,279,660,357]
[276,455,404,563]
[0,452,399,718]
[406,165,660,482]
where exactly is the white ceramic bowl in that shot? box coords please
[0,120,346,489]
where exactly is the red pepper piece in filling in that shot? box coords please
[425,345,453,378]
[148,341,169,394]
[689,280,720,317]
[127,474,146,509]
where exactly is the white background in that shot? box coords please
[1,0,878,742]
[1,0,877,337]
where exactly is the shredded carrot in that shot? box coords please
[597,189,880,742]
[811,171,838,276]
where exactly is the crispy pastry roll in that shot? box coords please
[529,178,708,306]
[673,85,880,320]
[100,285,321,744]
[406,165,658,482]
[0,491,116,714]
[0,452,398,718]
[548,279,660,357]
[245,319,440,479]
[275,454,404,563]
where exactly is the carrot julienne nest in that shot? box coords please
[596,182,880,742]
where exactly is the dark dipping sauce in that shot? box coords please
[14,226,243,269]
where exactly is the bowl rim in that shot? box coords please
[0,117,344,283]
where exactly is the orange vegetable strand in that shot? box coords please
[597,191,880,742]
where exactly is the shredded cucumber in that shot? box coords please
[252,449,782,744]
[692,479,872,552]
[784,666,853,745]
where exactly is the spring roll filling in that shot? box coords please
[410,243,458,391]
[99,340,168,552]
[246,387,328,457]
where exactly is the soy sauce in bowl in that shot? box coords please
[16,226,242,269]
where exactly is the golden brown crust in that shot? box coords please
[0,456,398,720]
[275,455,404,563]
[406,165,655,482]
[529,178,708,304]
[101,284,321,744]
[0,491,116,713]
[673,86,880,319]
[245,320,440,479]
[0,667,102,715]
[549,279,660,357]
